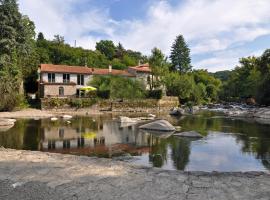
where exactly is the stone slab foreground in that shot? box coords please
[0,148,269,200]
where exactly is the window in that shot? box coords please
[77,137,85,148]
[59,87,64,96]
[48,73,55,83]
[63,140,70,149]
[77,74,84,85]
[63,74,70,83]
[59,128,64,138]
[48,140,56,150]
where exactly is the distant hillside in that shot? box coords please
[211,70,231,82]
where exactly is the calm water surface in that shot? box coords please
[0,111,269,172]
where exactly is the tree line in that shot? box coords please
[218,50,270,105]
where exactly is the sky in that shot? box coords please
[18,0,270,72]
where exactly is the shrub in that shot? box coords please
[97,90,110,99]
[69,98,97,108]
[147,90,163,99]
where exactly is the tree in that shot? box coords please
[170,35,191,73]
[37,32,45,41]
[115,42,125,59]
[95,40,116,60]
[0,0,35,111]
[148,47,168,90]
[53,35,64,45]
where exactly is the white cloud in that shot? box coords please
[18,0,270,71]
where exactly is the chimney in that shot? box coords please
[109,65,112,73]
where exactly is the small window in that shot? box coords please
[63,140,70,149]
[77,74,84,85]
[59,128,64,138]
[59,87,64,96]
[63,74,70,83]
[48,73,55,83]
[48,140,56,150]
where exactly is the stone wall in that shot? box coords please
[99,97,179,112]
[40,96,179,112]
[42,84,76,97]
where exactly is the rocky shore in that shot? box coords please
[0,148,269,200]
[206,104,270,123]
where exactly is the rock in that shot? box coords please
[140,129,174,138]
[139,120,176,131]
[50,117,58,121]
[169,107,185,116]
[0,119,15,126]
[62,115,72,119]
[174,126,181,131]
[148,114,156,118]
[0,119,15,132]
[119,116,137,123]
[174,131,203,138]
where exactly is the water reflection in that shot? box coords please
[0,111,269,172]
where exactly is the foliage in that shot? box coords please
[0,0,35,111]
[95,40,116,60]
[148,47,169,90]
[90,76,145,99]
[170,35,191,73]
[96,90,110,99]
[211,70,231,82]
[146,90,163,99]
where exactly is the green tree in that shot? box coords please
[0,0,35,110]
[148,47,168,90]
[170,35,191,73]
[95,40,116,60]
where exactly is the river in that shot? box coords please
[0,111,269,172]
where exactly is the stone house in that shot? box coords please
[38,63,152,98]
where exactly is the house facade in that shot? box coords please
[38,63,151,98]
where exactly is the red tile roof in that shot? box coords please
[128,63,151,73]
[40,64,92,74]
[39,64,135,77]
[92,68,135,77]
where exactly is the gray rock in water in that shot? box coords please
[174,131,203,138]
[139,120,176,131]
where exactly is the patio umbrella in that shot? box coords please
[79,86,97,92]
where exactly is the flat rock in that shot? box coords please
[0,118,16,126]
[139,120,175,131]
[174,131,203,138]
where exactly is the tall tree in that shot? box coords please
[95,40,116,60]
[37,32,45,41]
[0,0,35,111]
[170,35,191,73]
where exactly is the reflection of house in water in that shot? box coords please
[40,119,152,156]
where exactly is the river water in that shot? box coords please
[0,111,269,172]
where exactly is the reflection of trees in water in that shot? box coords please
[23,120,42,150]
[0,120,28,149]
[149,136,168,168]
[170,138,191,170]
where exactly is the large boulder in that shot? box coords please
[139,120,175,132]
[174,131,203,138]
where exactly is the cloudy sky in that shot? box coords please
[18,0,270,72]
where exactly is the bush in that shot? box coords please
[147,90,163,99]
[97,90,110,99]
[69,98,97,108]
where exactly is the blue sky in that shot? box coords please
[19,0,270,72]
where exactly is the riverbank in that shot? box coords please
[0,108,103,119]
[0,148,269,200]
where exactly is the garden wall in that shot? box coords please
[40,96,179,112]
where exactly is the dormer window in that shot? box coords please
[63,74,70,83]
